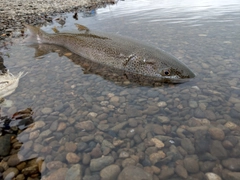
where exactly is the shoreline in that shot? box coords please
[0,0,117,48]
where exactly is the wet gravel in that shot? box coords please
[0,0,116,47]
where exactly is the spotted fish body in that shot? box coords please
[24,24,195,83]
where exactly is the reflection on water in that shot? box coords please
[0,0,240,179]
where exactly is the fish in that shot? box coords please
[0,71,27,99]
[24,23,195,84]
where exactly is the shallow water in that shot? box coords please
[1,0,240,179]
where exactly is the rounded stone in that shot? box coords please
[149,151,166,165]
[65,142,77,152]
[175,165,188,179]
[100,165,121,180]
[65,164,82,180]
[46,161,63,170]
[41,107,53,114]
[57,122,67,131]
[118,165,152,180]
[8,154,22,167]
[29,130,40,139]
[128,118,138,127]
[3,167,19,179]
[150,138,165,149]
[90,145,102,158]
[75,120,95,131]
[183,156,199,173]
[208,127,225,140]
[222,158,240,171]
[110,96,119,103]
[44,168,68,180]
[157,101,167,108]
[66,153,80,163]
[157,116,170,123]
[205,172,222,180]
[90,156,114,171]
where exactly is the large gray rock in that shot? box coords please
[210,140,227,159]
[118,166,152,180]
[100,164,121,180]
[183,156,199,173]
[223,171,240,180]
[90,156,114,171]
[65,164,82,180]
[181,138,195,154]
[222,158,240,171]
[175,165,188,179]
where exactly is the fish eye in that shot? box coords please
[161,69,171,76]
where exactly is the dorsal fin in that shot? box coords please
[74,23,90,33]
[52,27,60,33]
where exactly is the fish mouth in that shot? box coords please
[161,70,196,83]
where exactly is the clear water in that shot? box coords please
[1,0,240,179]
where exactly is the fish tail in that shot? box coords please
[23,24,41,36]
[23,24,48,43]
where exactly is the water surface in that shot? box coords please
[1,0,240,179]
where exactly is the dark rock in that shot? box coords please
[83,175,101,180]
[82,153,91,165]
[225,136,238,147]
[209,140,227,159]
[7,154,22,167]
[194,108,205,118]
[195,138,210,154]
[230,143,240,157]
[222,158,240,171]
[199,161,216,172]
[128,118,138,127]
[0,134,12,156]
[181,138,195,154]
[90,145,102,158]
[222,171,240,180]
[175,165,188,179]
[22,165,39,176]
[153,125,165,135]
[118,165,152,180]
[158,165,174,179]
[142,156,152,167]
[77,142,88,152]
[90,156,114,171]
[183,156,199,173]
[198,153,218,161]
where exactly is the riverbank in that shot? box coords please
[0,0,116,48]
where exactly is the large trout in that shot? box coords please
[24,24,195,83]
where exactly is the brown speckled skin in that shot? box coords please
[25,24,195,83]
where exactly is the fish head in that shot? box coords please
[157,57,196,83]
[124,51,195,83]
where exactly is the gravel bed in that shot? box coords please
[0,0,116,45]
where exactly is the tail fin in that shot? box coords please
[23,24,41,37]
[23,24,47,43]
